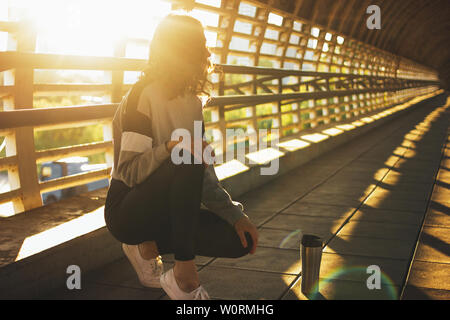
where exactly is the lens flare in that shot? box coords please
[306,265,398,300]
[279,229,302,249]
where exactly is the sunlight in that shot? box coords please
[15,206,105,261]
[190,8,220,27]
[214,159,249,181]
[0,172,15,217]
[392,146,409,155]
[351,120,365,127]
[0,201,15,217]
[372,168,389,181]
[363,101,442,210]
[409,128,427,136]
[322,128,344,136]
[336,124,356,131]
[8,0,171,56]
[277,139,310,151]
[245,147,284,165]
[371,114,382,120]
[379,110,394,117]
[361,117,375,123]
[300,133,329,143]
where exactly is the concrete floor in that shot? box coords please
[47,96,450,300]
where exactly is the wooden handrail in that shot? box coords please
[0,20,21,33]
[0,155,17,171]
[0,51,146,72]
[0,189,22,205]
[216,64,439,82]
[39,168,111,193]
[0,104,117,130]
[207,84,433,107]
[33,84,115,93]
[35,141,113,163]
[0,51,440,82]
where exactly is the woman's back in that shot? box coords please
[143,81,203,144]
[111,80,203,187]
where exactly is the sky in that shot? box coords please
[1,0,222,56]
[1,0,224,84]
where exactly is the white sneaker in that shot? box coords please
[122,243,163,288]
[160,268,210,300]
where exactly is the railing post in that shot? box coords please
[217,0,239,158]
[6,20,42,212]
[102,123,114,169]
[111,38,126,104]
[251,78,258,151]
[104,38,126,169]
[277,76,283,138]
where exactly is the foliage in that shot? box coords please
[34,124,106,164]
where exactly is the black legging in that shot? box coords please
[104,158,252,261]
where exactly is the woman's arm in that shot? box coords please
[113,84,171,187]
[115,139,170,187]
[201,165,248,226]
[202,165,259,253]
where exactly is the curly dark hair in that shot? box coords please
[139,14,213,99]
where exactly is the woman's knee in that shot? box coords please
[106,222,142,245]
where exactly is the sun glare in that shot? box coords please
[2,0,221,92]
[5,0,175,56]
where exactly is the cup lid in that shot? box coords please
[301,234,322,247]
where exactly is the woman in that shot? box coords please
[104,14,258,300]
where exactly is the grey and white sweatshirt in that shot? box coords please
[110,80,246,226]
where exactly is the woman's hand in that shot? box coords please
[166,137,183,152]
[234,216,258,254]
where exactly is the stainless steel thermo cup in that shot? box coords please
[301,234,323,296]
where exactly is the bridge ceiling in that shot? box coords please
[254,0,450,88]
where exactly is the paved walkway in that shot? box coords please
[402,116,450,299]
[46,95,449,300]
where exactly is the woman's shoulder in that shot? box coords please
[183,92,202,106]
[136,81,168,111]
[139,81,160,100]
[179,93,203,115]
[140,81,182,104]
[136,81,203,113]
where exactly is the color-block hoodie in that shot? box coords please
[110,80,246,226]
